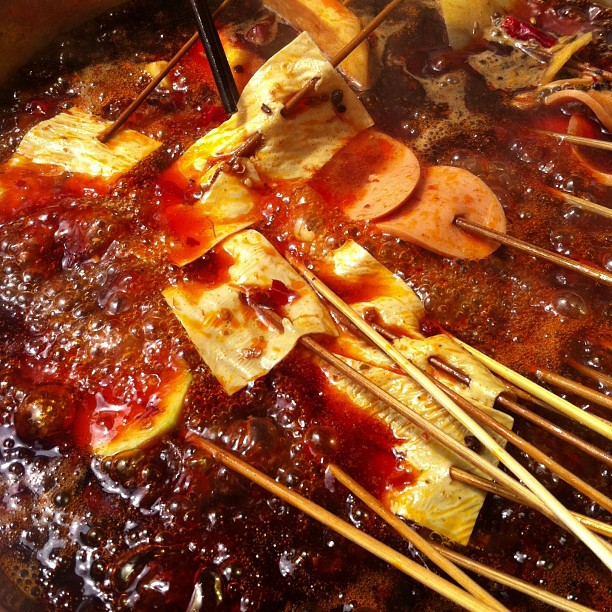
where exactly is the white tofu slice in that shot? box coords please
[178,32,373,183]
[163,230,337,394]
[318,350,513,544]
[263,0,370,90]
[9,108,160,180]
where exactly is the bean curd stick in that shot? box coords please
[293,263,612,571]
[328,464,508,612]
[282,0,404,115]
[454,217,612,287]
[449,467,612,539]
[536,368,612,411]
[188,436,493,612]
[100,0,234,142]
[245,301,610,550]
[455,339,612,441]
[426,375,612,513]
[332,464,599,612]
[427,356,612,467]
[374,325,611,467]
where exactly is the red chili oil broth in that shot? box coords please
[0,0,610,610]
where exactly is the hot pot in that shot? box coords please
[0,0,610,610]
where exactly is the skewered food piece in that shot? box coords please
[0,0,610,609]
[263,0,370,89]
[164,229,336,394]
[0,108,160,217]
[161,32,372,265]
[376,166,506,259]
[310,128,421,221]
[7,108,160,179]
[88,366,192,457]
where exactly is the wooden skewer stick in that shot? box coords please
[427,357,612,468]
[495,392,612,468]
[453,217,612,287]
[536,368,612,411]
[99,0,234,142]
[436,549,597,612]
[328,464,508,612]
[249,302,610,542]
[547,188,612,221]
[454,339,612,441]
[449,467,612,539]
[426,375,612,514]
[568,358,612,390]
[283,0,404,115]
[332,465,599,612]
[188,436,493,612]
[534,128,612,152]
[293,263,612,571]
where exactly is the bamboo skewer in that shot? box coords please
[99,0,234,142]
[449,467,612,539]
[282,0,404,115]
[427,356,612,468]
[328,465,508,612]
[547,189,612,221]
[568,358,612,390]
[293,263,612,571]
[332,465,600,612]
[536,368,612,411]
[436,547,596,612]
[188,436,493,612]
[454,217,612,287]
[244,301,592,538]
[535,128,612,152]
[426,375,612,514]
[494,392,612,468]
[455,339,612,441]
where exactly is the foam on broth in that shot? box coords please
[0,0,610,610]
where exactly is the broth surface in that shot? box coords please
[0,0,610,610]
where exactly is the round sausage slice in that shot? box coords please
[309,128,421,221]
[376,165,506,260]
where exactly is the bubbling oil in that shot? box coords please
[0,0,611,610]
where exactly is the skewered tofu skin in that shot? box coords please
[263,0,371,90]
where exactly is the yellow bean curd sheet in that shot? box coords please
[312,241,513,545]
[167,232,512,545]
[164,32,373,266]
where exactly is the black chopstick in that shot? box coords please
[187,0,240,114]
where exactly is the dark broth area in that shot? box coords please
[0,0,610,610]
